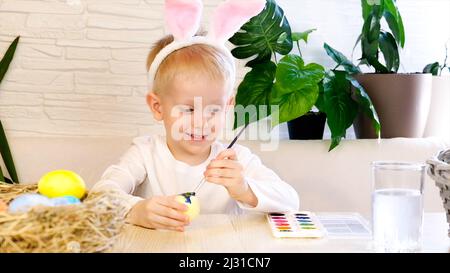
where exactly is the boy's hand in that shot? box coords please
[204,149,257,207]
[126,195,190,232]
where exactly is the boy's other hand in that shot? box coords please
[127,195,190,232]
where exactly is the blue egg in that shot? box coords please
[8,193,54,214]
[51,196,81,206]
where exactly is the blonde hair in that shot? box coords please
[146,35,234,95]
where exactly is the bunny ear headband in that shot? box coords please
[147,0,266,92]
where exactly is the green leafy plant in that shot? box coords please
[358,0,405,73]
[423,43,449,76]
[229,0,324,129]
[0,36,20,184]
[317,44,380,150]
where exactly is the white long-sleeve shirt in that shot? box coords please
[91,134,299,214]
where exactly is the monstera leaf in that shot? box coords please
[229,0,293,67]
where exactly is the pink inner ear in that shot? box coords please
[210,0,266,43]
[165,0,203,40]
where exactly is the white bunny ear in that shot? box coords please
[165,0,203,41]
[208,0,266,43]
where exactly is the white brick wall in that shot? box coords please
[0,0,448,138]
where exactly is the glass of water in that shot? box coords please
[371,161,426,252]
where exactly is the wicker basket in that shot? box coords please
[427,149,450,237]
[0,183,130,253]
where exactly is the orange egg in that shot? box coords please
[0,200,7,213]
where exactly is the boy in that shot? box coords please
[92,0,299,232]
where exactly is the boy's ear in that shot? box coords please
[227,95,235,107]
[146,92,164,121]
[225,95,235,114]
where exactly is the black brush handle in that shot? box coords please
[226,122,249,149]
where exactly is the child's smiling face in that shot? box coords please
[146,40,235,162]
[147,73,232,158]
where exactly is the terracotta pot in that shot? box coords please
[353,73,432,138]
[423,76,450,140]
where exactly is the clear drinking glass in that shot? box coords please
[371,161,426,252]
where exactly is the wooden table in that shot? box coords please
[112,213,450,253]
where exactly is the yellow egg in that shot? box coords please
[38,170,86,199]
[175,193,200,221]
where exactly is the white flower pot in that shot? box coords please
[423,76,450,140]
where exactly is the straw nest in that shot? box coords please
[0,182,130,253]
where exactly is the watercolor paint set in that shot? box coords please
[266,211,326,238]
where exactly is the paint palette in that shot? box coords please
[266,211,326,238]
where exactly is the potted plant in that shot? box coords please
[0,36,20,184]
[351,0,432,138]
[229,0,325,140]
[423,43,450,139]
